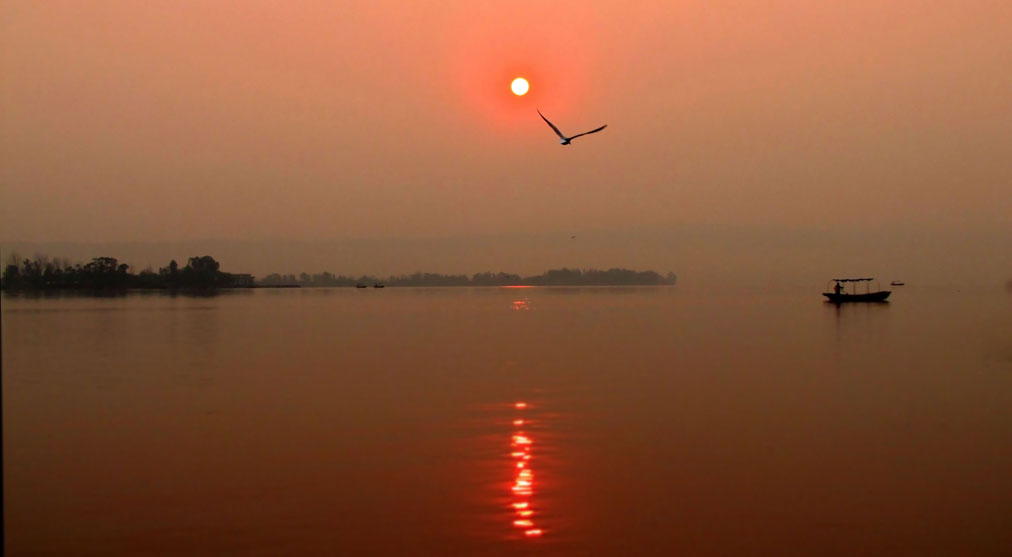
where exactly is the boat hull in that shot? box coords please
[823,291,891,303]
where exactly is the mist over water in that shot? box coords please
[4,285,1011,555]
[3,221,1008,287]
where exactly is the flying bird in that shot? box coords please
[538,109,607,145]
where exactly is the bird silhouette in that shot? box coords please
[538,109,607,145]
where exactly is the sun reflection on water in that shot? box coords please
[510,401,543,538]
[512,299,532,311]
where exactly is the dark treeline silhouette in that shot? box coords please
[261,268,677,287]
[525,268,676,286]
[260,272,368,287]
[2,252,677,290]
[1,253,251,290]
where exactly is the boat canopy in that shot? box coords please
[832,278,875,282]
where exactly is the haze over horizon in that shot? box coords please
[3,1,1010,285]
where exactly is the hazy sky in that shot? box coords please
[2,1,1010,281]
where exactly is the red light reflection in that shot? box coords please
[510,400,543,539]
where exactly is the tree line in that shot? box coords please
[1,254,245,290]
[261,268,677,287]
[2,252,677,290]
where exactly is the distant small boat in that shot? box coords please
[355,283,367,288]
[373,283,385,288]
[824,290,891,303]
[823,278,891,303]
[890,281,905,286]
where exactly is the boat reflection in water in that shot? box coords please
[510,401,543,538]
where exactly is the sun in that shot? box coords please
[510,77,529,96]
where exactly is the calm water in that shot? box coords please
[3,285,1011,555]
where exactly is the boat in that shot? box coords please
[890,281,905,286]
[355,283,367,288]
[823,278,891,303]
[373,283,385,288]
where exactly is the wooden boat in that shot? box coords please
[823,290,891,303]
[890,281,905,286]
[823,278,890,303]
[373,283,385,288]
[355,283,368,288]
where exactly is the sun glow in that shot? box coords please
[510,77,529,96]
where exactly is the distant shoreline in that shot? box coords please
[1,283,682,294]
[2,253,676,291]
[259,268,677,288]
[1,284,685,297]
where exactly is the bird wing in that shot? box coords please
[537,109,567,140]
[567,124,607,140]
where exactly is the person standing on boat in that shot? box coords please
[834,281,843,295]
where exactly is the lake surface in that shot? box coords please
[3,285,1011,555]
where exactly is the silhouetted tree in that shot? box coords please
[1,253,254,291]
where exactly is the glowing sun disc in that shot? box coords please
[511,77,529,96]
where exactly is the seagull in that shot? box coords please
[538,109,607,145]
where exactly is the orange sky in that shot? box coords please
[2,1,1010,281]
